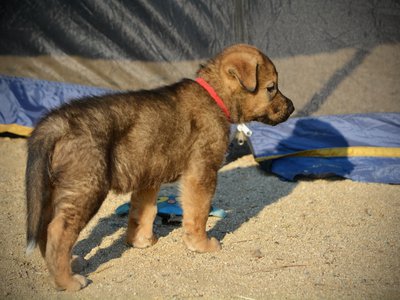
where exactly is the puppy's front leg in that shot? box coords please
[180,170,221,252]
[126,186,160,248]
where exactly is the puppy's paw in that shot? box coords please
[126,235,158,249]
[55,274,89,292]
[204,237,222,252]
[71,274,89,291]
[183,235,221,253]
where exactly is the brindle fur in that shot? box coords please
[26,44,294,291]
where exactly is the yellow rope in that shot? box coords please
[255,147,400,162]
[0,124,33,136]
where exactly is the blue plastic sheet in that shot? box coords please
[0,75,113,131]
[1,75,399,184]
[248,114,400,184]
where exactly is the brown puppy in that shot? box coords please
[25,44,294,291]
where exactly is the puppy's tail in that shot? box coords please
[25,117,64,255]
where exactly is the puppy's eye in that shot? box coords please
[267,84,275,94]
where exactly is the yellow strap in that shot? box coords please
[256,146,400,162]
[0,124,33,136]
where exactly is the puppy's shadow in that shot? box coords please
[72,159,296,274]
[210,163,296,241]
[73,213,128,275]
[73,186,180,275]
[73,141,299,275]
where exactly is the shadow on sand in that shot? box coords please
[73,163,297,275]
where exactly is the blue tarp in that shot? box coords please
[1,75,399,184]
[0,75,113,134]
[248,114,400,184]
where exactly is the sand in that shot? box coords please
[0,137,399,299]
[1,42,399,299]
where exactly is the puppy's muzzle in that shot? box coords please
[259,92,295,126]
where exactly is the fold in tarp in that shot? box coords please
[248,114,400,184]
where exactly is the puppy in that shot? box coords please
[25,44,294,291]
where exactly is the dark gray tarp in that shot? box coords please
[1,0,400,60]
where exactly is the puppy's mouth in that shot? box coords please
[257,96,295,126]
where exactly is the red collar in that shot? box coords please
[195,77,231,122]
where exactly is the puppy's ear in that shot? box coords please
[223,54,258,92]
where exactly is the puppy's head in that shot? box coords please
[198,44,294,125]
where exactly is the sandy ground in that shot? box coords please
[0,43,399,299]
[0,137,399,299]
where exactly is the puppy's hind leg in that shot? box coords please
[46,188,107,291]
[39,202,87,273]
[126,185,160,248]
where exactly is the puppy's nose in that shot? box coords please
[287,100,295,115]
